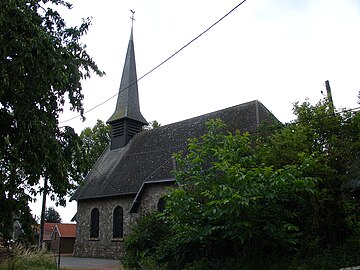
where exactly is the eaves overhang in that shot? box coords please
[129,178,176,213]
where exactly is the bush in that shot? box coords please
[123,213,360,270]
[123,116,360,270]
[183,258,241,270]
[122,213,169,269]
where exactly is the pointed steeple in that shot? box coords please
[107,24,147,150]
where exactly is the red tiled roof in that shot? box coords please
[55,223,76,238]
[43,223,57,241]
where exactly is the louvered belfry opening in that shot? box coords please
[110,119,144,150]
[112,120,125,137]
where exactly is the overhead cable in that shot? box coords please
[60,0,248,124]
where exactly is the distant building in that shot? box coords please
[42,222,57,250]
[50,223,76,254]
[71,25,278,259]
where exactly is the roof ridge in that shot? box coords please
[149,100,261,131]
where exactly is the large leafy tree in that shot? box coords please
[124,119,319,269]
[164,119,317,265]
[0,0,103,240]
[79,119,111,177]
[257,99,360,251]
[124,102,360,269]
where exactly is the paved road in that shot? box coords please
[58,255,122,269]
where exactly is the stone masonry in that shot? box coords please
[73,183,174,259]
[137,182,175,215]
[73,195,138,259]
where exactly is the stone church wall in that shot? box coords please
[73,195,139,259]
[73,182,175,259]
[138,182,175,216]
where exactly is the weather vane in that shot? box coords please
[130,10,135,29]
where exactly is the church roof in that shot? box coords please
[107,29,147,125]
[71,100,278,202]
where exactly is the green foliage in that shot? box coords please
[143,120,161,130]
[182,258,240,270]
[271,245,360,270]
[0,0,103,241]
[124,119,320,270]
[124,100,360,269]
[0,246,57,270]
[258,99,360,179]
[162,119,317,267]
[79,119,110,177]
[43,207,61,223]
[256,99,360,251]
[122,213,169,269]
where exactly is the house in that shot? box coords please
[71,26,278,259]
[42,222,57,250]
[50,223,76,254]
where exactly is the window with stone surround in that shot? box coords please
[90,208,99,238]
[113,206,123,238]
[157,197,166,212]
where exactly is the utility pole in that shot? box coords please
[325,80,335,115]
[39,177,48,247]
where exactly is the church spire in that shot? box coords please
[107,13,147,150]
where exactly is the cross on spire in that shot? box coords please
[130,10,135,29]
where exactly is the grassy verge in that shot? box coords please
[0,245,57,270]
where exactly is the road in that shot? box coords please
[58,255,123,269]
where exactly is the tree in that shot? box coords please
[44,207,62,223]
[124,119,319,269]
[124,102,360,269]
[144,120,161,130]
[0,0,103,241]
[256,99,360,251]
[79,119,111,177]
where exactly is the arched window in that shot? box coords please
[113,206,123,238]
[157,197,166,212]
[90,208,99,238]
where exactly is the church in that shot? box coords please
[71,25,278,258]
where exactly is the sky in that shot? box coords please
[30,0,360,222]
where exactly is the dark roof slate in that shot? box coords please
[341,179,360,190]
[71,100,278,201]
[107,29,147,125]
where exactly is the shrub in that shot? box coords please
[122,213,169,269]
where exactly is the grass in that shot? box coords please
[0,245,57,270]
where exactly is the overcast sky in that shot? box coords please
[31,0,360,222]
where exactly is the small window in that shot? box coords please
[113,206,123,238]
[90,208,99,238]
[157,197,166,212]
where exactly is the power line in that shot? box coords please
[60,0,248,124]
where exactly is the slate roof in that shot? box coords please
[107,29,147,125]
[71,100,277,201]
[341,179,360,190]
